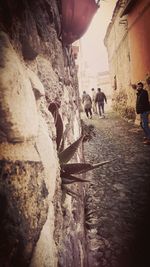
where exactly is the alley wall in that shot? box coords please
[104,0,150,121]
[0,1,87,266]
[127,0,150,83]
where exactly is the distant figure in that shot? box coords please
[136,82,150,145]
[82,91,92,119]
[91,88,97,114]
[95,88,107,118]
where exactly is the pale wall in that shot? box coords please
[104,2,136,119]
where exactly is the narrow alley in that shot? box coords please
[83,112,150,267]
[0,0,150,266]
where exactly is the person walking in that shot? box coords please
[82,91,92,119]
[95,88,107,118]
[91,88,97,114]
[136,82,150,145]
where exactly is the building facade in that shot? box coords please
[104,0,150,120]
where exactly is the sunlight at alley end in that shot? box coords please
[0,1,150,267]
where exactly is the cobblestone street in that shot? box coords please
[83,112,150,267]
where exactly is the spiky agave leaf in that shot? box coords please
[58,136,65,154]
[55,113,63,151]
[62,185,80,199]
[58,135,84,164]
[62,178,87,184]
[61,161,111,174]
[61,173,90,184]
[85,211,96,220]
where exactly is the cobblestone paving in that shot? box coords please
[83,112,150,267]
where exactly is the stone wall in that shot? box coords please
[104,0,136,120]
[0,1,87,266]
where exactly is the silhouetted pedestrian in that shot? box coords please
[95,88,107,118]
[82,91,92,119]
[91,88,97,114]
[136,82,150,145]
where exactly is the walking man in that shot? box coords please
[91,88,97,114]
[95,88,107,118]
[136,82,150,145]
[82,91,92,119]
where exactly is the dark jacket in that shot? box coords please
[95,92,107,103]
[136,89,150,114]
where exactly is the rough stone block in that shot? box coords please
[0,159,49,267]
[0,32,38,143]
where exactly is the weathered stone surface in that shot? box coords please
[36,55,62,100]
[0,32,38,142]
[58,185,88,267]
[0,110,59,266]
[30,203,58,267]
[0,142,39,161]
[35,114,58,199]
[27,68,45,100]
[0,1,86,266]
[0,160,48,267]
[21,35,38,60]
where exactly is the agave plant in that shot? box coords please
[58,135,111,197]
[48,100,111,197]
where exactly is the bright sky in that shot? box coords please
[81,0,117,74]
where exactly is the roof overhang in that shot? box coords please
[62,0,99,45]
